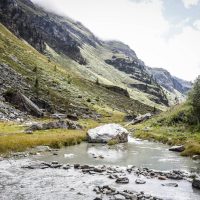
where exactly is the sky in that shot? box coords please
[31,0,200,81]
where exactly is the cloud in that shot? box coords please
[182,0,200,9]
[163,26,200,81]
[31,0,200,81]
[193,19,200,30]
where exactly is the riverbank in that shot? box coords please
[0,157,199,200]
[0,109,124,155]
[0,120,86,155]
[129,105,200,157]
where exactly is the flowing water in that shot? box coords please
[36,137,200,173]
[0,137,200,200]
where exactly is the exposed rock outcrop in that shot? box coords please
[105,56,168,106]
[3,90,43,117]
[0,0,88,64]
[26,119,82,132]
[103,85,130,98]
[148,68,192,94]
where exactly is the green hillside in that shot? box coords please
[131,102,200,156]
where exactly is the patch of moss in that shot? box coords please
[108,139,119,145]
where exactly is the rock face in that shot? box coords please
[148,68,192,94]
[0,0,89,64]
[103,85,130,98]
[4,90,43,117]
[169,145,185,152]
[105,56,169,106]
[87,124,128,143]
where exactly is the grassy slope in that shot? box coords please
[0,110,125,155]
[0,23,156,155]
[0,23,154,115]
[129,104,200,156]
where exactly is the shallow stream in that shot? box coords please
[36,137,200,173]
[0,137,200,200]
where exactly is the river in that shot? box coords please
[0,137,200,200]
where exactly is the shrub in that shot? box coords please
[188,76,200,124]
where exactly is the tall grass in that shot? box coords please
[0,122,86,155]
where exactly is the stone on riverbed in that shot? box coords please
[114,194,126,200]
[169,145,185,152]
[161,183,178,187]
[116,177,129,184]
[192,155,200,160]
[135,179,146,184]
[192,177,200,189]
[87,123,128,143]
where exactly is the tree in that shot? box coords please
[54,65,57,71]
[96,78,100,85]
[33,66,38,73]
[34,77,39,99]
[188,76,200,124]
[153,106,156,114]
[175,96,179,105]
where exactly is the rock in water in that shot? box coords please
[135,179,146,184]
[169,145,185,152]
[161,183,178,187]
[87,123,128,143]
[116,177,129,184]
[192,178,200,189]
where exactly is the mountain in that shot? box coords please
[148,68,192,94]
[0,0,192,119]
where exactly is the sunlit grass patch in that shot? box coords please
[0,128,86,155]
[131,119,200,157]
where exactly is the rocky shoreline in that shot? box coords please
[0,156,199,200]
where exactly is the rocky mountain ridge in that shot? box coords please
[148,67,192,94]
[0,0,193,120]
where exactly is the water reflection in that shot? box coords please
[36,137,200,173]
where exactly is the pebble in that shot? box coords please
[135,179,146,184]
[116,177,129,184]
[161,183,178,187]
[158,176,167,180]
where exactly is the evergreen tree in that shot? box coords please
[188,76,200,124]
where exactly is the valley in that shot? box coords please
[0,0,200,199]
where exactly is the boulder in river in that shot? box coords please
[169,145,185,152]
[87,123,128,143]
[192,177,200,189]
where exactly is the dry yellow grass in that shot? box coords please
[0,121,86,155]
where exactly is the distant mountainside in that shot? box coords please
[148,68,192,94]
[0,0,193,119]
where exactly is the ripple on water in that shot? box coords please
[35,137,200,172]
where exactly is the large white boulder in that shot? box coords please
[87,123,128,143]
